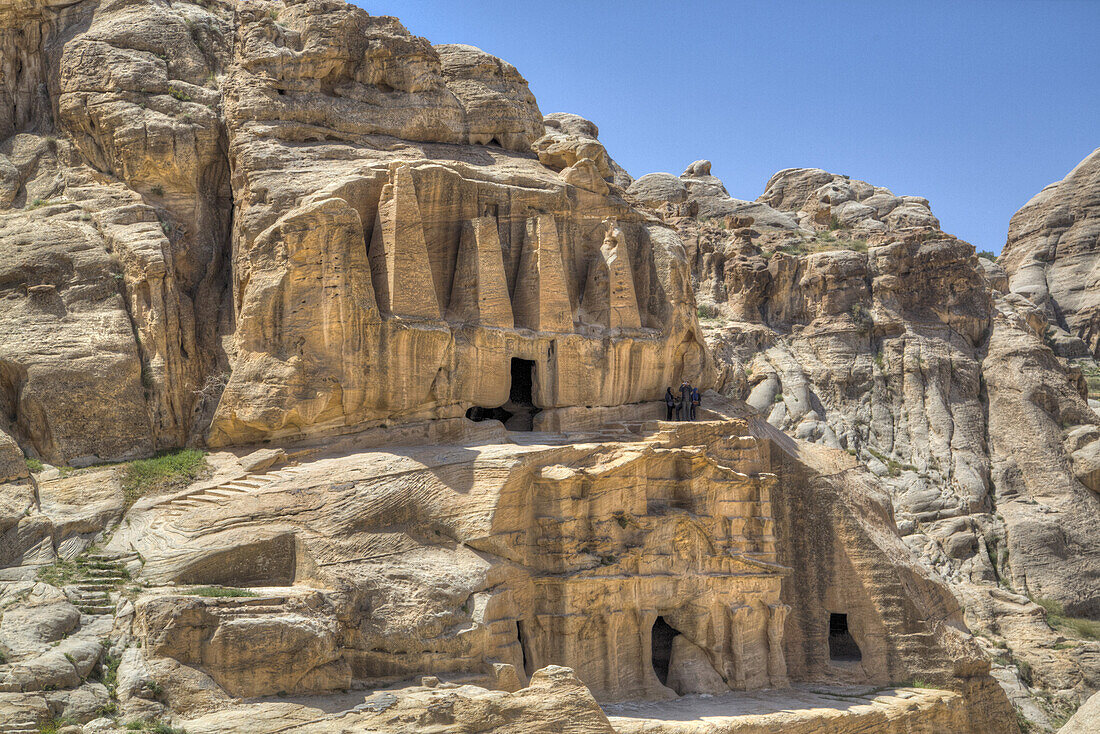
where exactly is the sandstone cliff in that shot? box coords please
[0,1,1084,733]
[0,0,707,467]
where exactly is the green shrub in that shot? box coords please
[37,558,79,587]
[976,249,997,260]
[37,717,76,734]
[827,214,842,230]
[25,458,44,473]
[167,87,191,102]
[120,448,208,508]
[151,184,165,197]
[27,198,49,210]
[183,586,258,598]
[1033,597,1100,640]
[845,238,868,253]
[696,303,720,320]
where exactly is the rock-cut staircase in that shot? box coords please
[64,551,138,616]
[151,464,306,519]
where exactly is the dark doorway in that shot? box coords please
[651,616,680,686]
[510,358,535,405]
[516,620,533,677]
[504,358,538,431]
[828,613,862,662]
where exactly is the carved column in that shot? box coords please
[767,603,790,687]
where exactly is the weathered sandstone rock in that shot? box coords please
[1001,148,1100,355]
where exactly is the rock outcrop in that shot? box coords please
[631,159,1100,729]
[1001,148,1100,356]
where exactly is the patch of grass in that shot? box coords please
[27,197,50,210]
[120,448,208,508]
[906,678,937,689]
[37,717,76,734]
[96,701,119,717]
[1033,597,1100,640]
[873,351,885,369]
[845,238,869,253]
[776,241,808,256]
[37,558,80,587]
[25,457,44,473]
[827,214,842,231]
[167,87,191,102]
[183,586,258,598]
[773,392,784,403]
[696,303,720,320]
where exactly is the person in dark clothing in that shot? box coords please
[691,386,701,420]
[679,381,693,421]
[664,387,677,421]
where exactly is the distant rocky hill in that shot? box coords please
[629,155,1100,729]
[0,1,1094,733]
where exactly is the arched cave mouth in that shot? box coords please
[465,358,540,431]
[828,612,862,662]
[651,615,680,686]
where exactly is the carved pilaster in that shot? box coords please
[767,603,790,687]
[727,604,752,688]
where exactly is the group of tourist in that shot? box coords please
[663,381,701,421]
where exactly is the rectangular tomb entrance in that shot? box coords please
[828,613,862,662]
[504,358,538,431]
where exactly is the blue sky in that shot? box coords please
[356,1,1099,254]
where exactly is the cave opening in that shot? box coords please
[651,615,680,686]
[828,613,862,662]
[463,359,540,431]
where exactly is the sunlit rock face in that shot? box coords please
[1001,148,1100,356]
[0,0,707,461]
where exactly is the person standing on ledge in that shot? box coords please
[664,387,677,421]
[680,380,693,421]
[691,385,701,420]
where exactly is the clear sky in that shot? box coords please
[355,1,1099,254]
